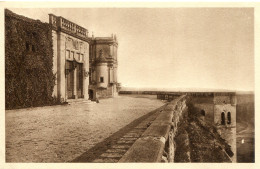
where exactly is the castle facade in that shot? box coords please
[49,14,120,102]
[5,9,120,109]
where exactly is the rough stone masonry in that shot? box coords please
[118,95,234,162]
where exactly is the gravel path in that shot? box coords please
[6,95,164,162]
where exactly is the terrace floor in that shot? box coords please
[6,95,165,162]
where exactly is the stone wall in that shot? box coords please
[5,9,55,109]
[214,95,231,104]
[119,95,187,162]
[118,95,235,162]
[96,85,113,98]
[193,103,214,123]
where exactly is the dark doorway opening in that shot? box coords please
[89,89,94,100]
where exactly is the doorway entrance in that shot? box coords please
[66,61,83,99]
[89,89,94,100]
[66,61,74,99]
[76,63,83,98]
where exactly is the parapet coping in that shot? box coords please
[119,95,186,162]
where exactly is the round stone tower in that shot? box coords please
[96,50,108,88]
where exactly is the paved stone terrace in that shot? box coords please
[90,109,163,162]
[6,95,165,162]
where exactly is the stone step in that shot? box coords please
[67,99,94,104]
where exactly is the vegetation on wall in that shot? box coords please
[5,9,56,109]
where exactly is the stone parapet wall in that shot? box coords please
[214,95,231,104]
[96,85,117,98]
[119,95,187,162]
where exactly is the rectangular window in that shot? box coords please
[76,53,80,61]
[66,50,70,59]
[100,77,104,83]
[71,51,74,59]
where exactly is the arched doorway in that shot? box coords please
[227,112,231,124]
[221,112,225,125]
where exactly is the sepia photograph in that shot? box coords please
[1,2,258,167]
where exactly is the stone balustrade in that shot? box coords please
[49,14,88,39]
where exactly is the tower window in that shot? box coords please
[227,112,231,124]
[100,77,104,83]
[221,112,225,125]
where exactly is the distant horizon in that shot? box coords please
[120,86,254,93]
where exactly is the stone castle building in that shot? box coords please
[49,14,120,102]
[5,9,120,107]
[89,35,119,100]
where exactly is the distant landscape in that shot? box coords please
[236,94,254,163]
[120,87,238,93]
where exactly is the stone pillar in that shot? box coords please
[59,32,66,102]
[73,67,77,99]
[114,66,117,83]
[56,32,66,102]
[83,44,89,100]
[82,63,85,99]
[65,64,68,101]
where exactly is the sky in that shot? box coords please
[9,8,254,91]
